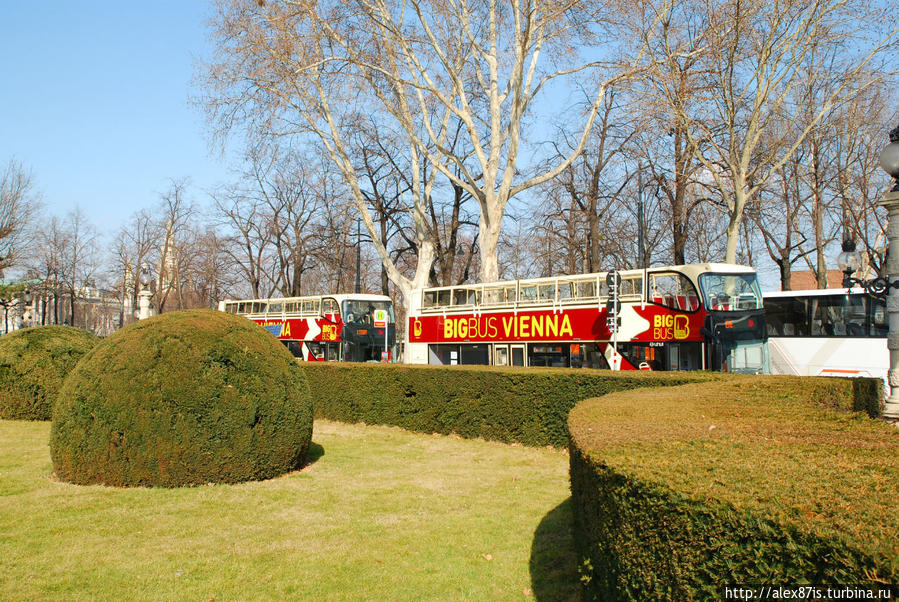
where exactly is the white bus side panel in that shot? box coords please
[405,342,429,365]
[768,337,887,382]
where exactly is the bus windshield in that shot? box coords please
[698,273,763,311]
[342,300,395,324]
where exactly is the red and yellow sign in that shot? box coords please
[409,306,705,344]
[255,318,343,342]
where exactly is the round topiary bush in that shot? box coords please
[50,309,313,487]
[0,325,99,421]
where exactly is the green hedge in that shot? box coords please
[0,325,99,420]
[568,377,895,599]
[51,310,313,487]
[304,363,724,447]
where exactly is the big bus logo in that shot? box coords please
[322,324,338,341]
[653,314,690,340]
[674,315,689,340]
[413,319,422,338]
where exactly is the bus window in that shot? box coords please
[268,302,283,313]
[437,290,451,307]
[483,285,514,305]
[841,295,866,336]
[764,297,808,336]
[621,277,643,298]
[810,296,839,336]
[528,344,568,367]
[325,342,339,361]
[577,280,597,299]
[519,284,538,302]
[302,299,319,314]
[343,300,395,324]
[423,290,438,308]
[453,288,478,306]
[650,273,699,311]
[557,280,576,301]
[283,341,303,357]
[459,344,489,365]
[322,298,339,318]
[538,283,556,301]
[808,294,867,337]
[870,297,887,336]
[699,273,763,311]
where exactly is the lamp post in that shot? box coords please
[839,125,899,418]
[22,289,32,328]
[355,219,362,294]
[137,263,154,320]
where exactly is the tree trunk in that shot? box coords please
[671,127,690,266]
[479,217,503,282]
[724,186,747,264]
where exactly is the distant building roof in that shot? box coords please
[784,270,844,290]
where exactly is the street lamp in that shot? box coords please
[22,289,32,328]
[842,124,899,418]
[836,239,898,295]
[880,125,899,419]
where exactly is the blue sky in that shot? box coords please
[0,3,790,289]
[0,2,234,233]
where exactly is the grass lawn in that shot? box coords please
[0,419,579,601]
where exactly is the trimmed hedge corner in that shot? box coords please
[0,325,99,420]
[304,363,725,447]
[50,309,313,487]
[568,377,895,599]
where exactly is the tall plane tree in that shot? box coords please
[643,0,897,263]
[200,0,663,317]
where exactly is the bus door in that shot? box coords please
[511,344,525,366]
[667,342,702,371]
[494,345,509,366]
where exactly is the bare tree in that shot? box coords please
[622,0,711,266]
[200,0,666,322]
[244,146,323,297]
[834,96,895,280]
[0,159,39,275]
[351,119,480,288]
[27,216,68,324]
[645,0,897,263]
[752,155,814,290]
[58,208,100,327]
[749,76,896,289]
[111,209,158,325]
[201,1,438,314]
[155,180,197,313]
[542,91,638,272]
[328,0,662,281]
[212,181,274,300]
[176,226,233,309]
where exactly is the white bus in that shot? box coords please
[763,289,887,385]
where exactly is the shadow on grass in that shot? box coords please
[304,442,325,467]
[529,497,582,601]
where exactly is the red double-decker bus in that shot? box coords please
[404,264,768,372]
[219,293,396,362]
